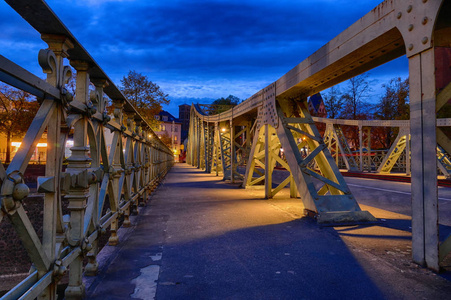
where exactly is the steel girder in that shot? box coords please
[377,128,411,174]
[186,0,451,271]
[323,123,359,172]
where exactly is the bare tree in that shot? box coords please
[322,86,344,119]
[373,77,409,148]
[340,74,372,149]
[341,74,372,120]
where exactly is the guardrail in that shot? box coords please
[0,1,173,299]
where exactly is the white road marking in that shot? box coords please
[130,265,160,300]
[150,253,162,261]
[347,183,451,202]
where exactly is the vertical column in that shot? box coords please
[214,122,219,176]
[84,79,107,277]
[40,35,73,300]
[365,127,371,172]
[230,121,235,183]
[108,99,124,247]
[196,118,200,168]
[122,116,133,227]
[264,124,272,199]
[409,48,439,270]
[290,176,297,198]
[65,60,91,299]
[359,125,363,171]
[406,133,411,176]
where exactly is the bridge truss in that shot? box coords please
[188,0,451,271]
[0,1,173,299]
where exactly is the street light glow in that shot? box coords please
[12,142,47,147]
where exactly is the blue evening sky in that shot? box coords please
[1,0,408,117]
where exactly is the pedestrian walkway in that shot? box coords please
[85,164,451,299]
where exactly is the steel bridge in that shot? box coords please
[187,0,451,274]
[1,0,451,299]
[0,1,173,299]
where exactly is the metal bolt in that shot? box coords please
[422,17,428,25]
[422,37,429,44]
[407,5,412,13]
[397,12,402,19]
[12,183,29,201]
[408,44,414,51]
[408,24,414,31]
[422,0,427,3]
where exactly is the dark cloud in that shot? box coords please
[1,0,406,116]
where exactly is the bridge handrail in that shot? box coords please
[1,1,173,299]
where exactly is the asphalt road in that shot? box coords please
[268,168,451,227]
[86,164,451,299]
[345,176,451,227]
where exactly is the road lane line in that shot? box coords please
[346,183,451,202]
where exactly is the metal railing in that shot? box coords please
[0,1,173,299]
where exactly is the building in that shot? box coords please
[178,104,191,142]
[154,110,182,162]
[308,93,327,117]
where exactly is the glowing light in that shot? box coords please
[221,128,226,132]
[280,148,284,152]
[12,142,47,147]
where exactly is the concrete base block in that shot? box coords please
[317,211,378,226]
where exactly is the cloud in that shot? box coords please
[1,0,402,116]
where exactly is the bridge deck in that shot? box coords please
[85,164,451,299]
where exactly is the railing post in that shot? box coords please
[108,99,125,247]
[39,34,74,300]
[84,78,107,277]
[359,124,363,172]
[65,59,91,299]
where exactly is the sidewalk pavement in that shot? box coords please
[85,163,451,299]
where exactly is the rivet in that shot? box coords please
[397,12,402,19]
[422,37,429,44]
[408,44,414,51]
[422,17,428,25]
[408,24,414,31]
[407,5,412,13]
[422,0,427,3]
